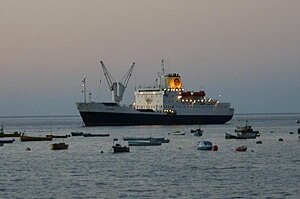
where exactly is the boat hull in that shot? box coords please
[20,135,52,142]
[79,111,233,126]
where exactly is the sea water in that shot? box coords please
[0,114,299,198]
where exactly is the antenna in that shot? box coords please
[161,59,165,76]
[82,76,87,103]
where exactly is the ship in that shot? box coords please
[76,60,234,126]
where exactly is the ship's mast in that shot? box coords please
[159,59,166,90]
[82,76,87,103]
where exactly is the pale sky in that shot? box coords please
[1,0,300,116]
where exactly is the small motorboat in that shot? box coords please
[71,131,84,136]
[173,130,186,135]
[197,141,213,150]
[112,143,130,153]
[0,125,21,137]
[51,142,69,150]
[256,140,263,144]
[236,145,247,152]
[0,139,15,144]
[226,121,260,139]
[83,133,110,137]
[192,128,203,137]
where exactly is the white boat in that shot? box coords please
[76,60,234,126]
[173,130,186,135]
[197,141,213,150]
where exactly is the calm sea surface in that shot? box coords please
[1,114,300,199]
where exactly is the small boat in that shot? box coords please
[236,145,247,152]
[256,140,263,144]
[51,142,69,150]
[128,140,162,146]
[197,141,213,150]
[112,143,130,153]
[0,139,15,144]
[123,136,170,143]
[83,133,110,137]
[46,134,70,139]
[193,129,203,137]
[71,131,84,136]
[225,121,260,139]
[20,133,52,142]
[173,130,186,135]
[0,125,21,137]
[297,120,300,123]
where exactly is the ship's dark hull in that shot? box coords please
[79,111,233,126]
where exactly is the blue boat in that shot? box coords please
[0,139,15,144]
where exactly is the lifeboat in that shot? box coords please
[193,91,206,97]
[180,91,192,97]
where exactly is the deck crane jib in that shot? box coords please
[100,61,135,104]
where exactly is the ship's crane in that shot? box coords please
[100,61,135,104]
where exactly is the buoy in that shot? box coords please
[256,141,262,144]
[270,131,274,133]
[212,145,218,151]
[25,147,31,151]
[278,138,283,141]
[100,151,103,153]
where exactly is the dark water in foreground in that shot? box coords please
[1,114,300,199]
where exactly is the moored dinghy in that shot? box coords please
[112,138,130,153]
[51,142,69,150]
[112,143,130,153]
[236,145,247,152]
[197,141,213,150]
[173,130,186,135]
